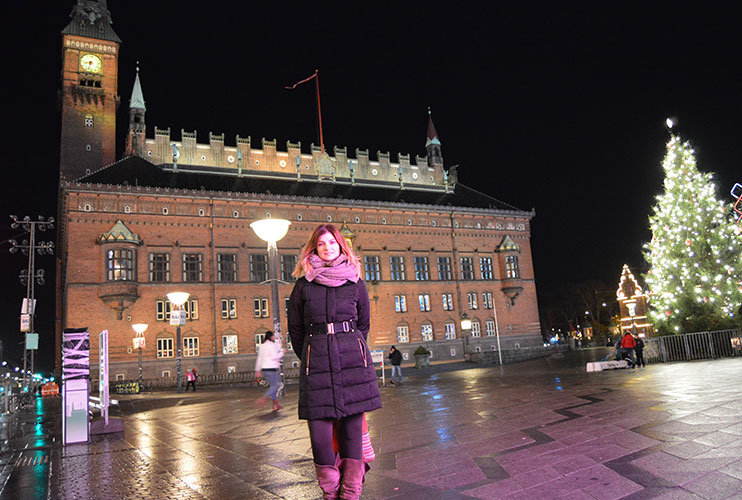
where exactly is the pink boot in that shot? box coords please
[314,459,341,500]
[338,458,366,500]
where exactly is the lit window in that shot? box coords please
[460,257,475,280]
[437,256,452,280]
[157,338,173,358]
[445,323,456,340]
[390,256,406,281]
[222,334,238,354]
[471,321,481,338]
[156,299,198,321]
[221,298,237,319]
[254,298,269,318]
[418,294,431,312]
[394,295,407,313]
[505,255,520,278]
[414,256,429,280]
[482,292,493,309]
[364,255,381,281]
[422,324,433,342]
[442,293,454,311]
[480,257,493,280]
[107,248,135,281]
[397,325,409,343]
[183,337,199,357]
[467,292,478,310]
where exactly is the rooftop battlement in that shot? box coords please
[139,127,456,191]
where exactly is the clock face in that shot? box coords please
[80,53,102,73]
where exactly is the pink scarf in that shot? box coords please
[305,253,359,287]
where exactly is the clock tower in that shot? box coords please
[59,0,121,180]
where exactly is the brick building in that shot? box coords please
[55,1,542,380]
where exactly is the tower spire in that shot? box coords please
[125,64,147,157]
[425,107,443,166]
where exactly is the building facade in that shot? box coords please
[55,1,542,380]
[616,264,652,337]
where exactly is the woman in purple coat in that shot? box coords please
[288,224,381,500]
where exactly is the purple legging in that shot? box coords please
[308,414,363,465]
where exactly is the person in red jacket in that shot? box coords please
[616,332,637,368]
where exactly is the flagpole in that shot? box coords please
[315,69,324,153]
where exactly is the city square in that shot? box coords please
[3,350,742,499]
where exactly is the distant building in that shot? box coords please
[55,1,542,379]
[616,265,652,337]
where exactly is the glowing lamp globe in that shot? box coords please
[250,219,291,244]
[132,323,148,335]
[166,292,190,307]
[460,313,472,331]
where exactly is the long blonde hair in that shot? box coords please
[292,224,362,279]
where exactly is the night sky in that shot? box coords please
[3,2,742,372]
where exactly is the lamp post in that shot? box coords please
[131,323,148,392]
[250,218,291,396]
[492,295,503,365]
[460,312,472,361]
[166,292,190,393]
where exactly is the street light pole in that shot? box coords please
[250,219,291,397]
[8,215,54,388]
[492,295,503,365]
[132,323,148,392]
[460,313,472,361]
[167,292,190,394]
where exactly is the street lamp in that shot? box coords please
[460,313,472,361]
[132,323,148,392]
[250,218,291,396]
[166,292,190,393]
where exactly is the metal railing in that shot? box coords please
[644,329,742,363]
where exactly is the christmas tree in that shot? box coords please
[643,135,742,334]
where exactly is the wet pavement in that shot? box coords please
[2,348,742,499]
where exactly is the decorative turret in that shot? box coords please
[425,108,443,167]
[125,65,146,157]
[61,0,121,43]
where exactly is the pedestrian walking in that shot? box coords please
[185,369,197,391]
[616,331,637,368]
[255,330,285,411]
[388,345,403,385]
[288,223,382,500]
[633,334,646,367]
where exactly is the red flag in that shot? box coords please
[285,72,317,89]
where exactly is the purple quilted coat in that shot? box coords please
[288,277,382,420]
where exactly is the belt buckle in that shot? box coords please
[327,323,335,334]
[342,321,350,332]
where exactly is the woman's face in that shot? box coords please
[316,232,340,262]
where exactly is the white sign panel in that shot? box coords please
[62,328,90,445]
[20,314,30,332]
[99,330,109,425]
[170,310,186,326]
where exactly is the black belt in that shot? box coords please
[308,320,357,334]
